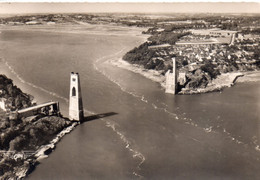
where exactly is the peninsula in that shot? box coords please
[1,13,259,94]
[122,15,260,94]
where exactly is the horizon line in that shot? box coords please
[0,2,259,14]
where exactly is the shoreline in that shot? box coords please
[0,40,77,179]
[16,121,79,179]
[110,58,260,95]
[110,58,166,88]
[0,24,148,179]
[0,24,149,106]
[0,58,43,104]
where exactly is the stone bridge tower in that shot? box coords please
[69,72,84,121]
[165,58,178,94]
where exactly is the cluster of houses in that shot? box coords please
[190,29,237,37]
[177,29,236,45]
[147,29,259,74]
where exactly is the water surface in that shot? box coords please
[0,25,260,179]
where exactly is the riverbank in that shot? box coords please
[17,121,78,179]
[1,17,260,180]
[0,112,78,179]
[0,24,149,179]
[110,58,166,87]
[0,64,79,179]
[0,24,148,116]
[179,72,244,94]
[110,58,258,94]
[0,58,43,105]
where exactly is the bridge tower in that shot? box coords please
[69,72,84,121]
[165,57,178,94]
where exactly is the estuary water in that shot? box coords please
[0,25,260,180]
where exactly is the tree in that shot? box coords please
[201,62,220,79]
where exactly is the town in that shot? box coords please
[1,13,259,93]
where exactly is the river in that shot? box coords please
[0,24,260,180]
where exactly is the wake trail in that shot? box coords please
[105,120,145,178]
[93,45,146,178]
[83,108,145,178]
[157,100,259,151]
[3,56,145,178]
[94,46,260,155]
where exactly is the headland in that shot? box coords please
[0,74,80,179]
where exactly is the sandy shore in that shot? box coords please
[110,58,259,94]
[110,58,166,87]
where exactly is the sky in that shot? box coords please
[0,2,259,14]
